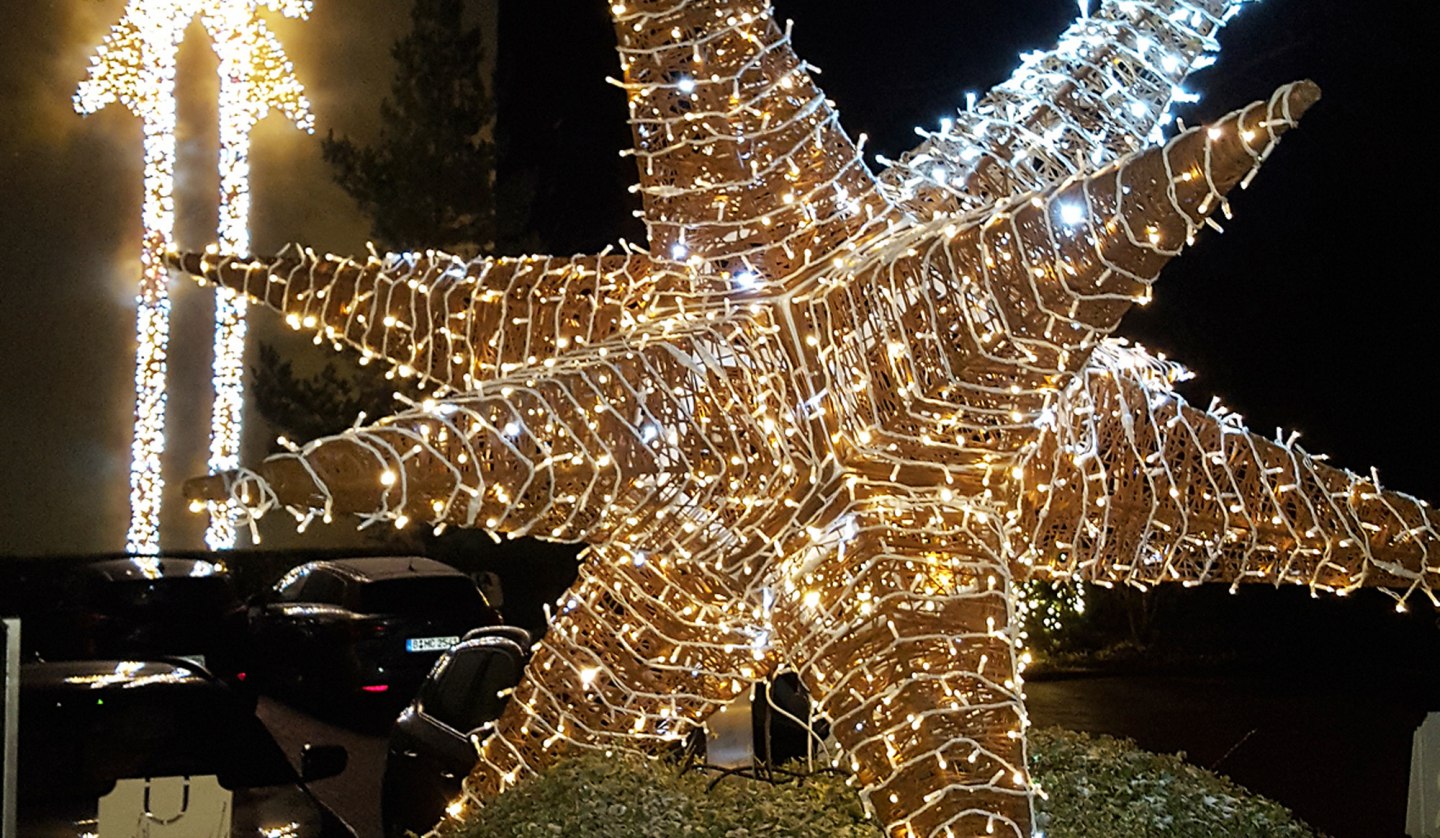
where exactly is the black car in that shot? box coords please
[46,557,248,687]
[383,627,531,837]
[248,557,500,711]
[17,659,354,837]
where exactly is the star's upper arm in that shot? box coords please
[1019,343,1440,602]
[609,2,891,282]
[877,0,1253,219]
[895,82,1314,427]
[170,246,684,393]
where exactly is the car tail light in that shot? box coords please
[346,618,392,641]
[361,684,389,693]
[235,671,247,682]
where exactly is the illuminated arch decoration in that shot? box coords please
[76,0,312,553]
[175,1,1439,834]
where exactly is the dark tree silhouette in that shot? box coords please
[253,0,525,447]
[321,0,535,255]
[254,0,580,622]
[248,343,412,445]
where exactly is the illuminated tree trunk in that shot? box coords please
[127,92,180,555]
[206,87,252,548]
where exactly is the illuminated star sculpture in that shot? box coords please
[175,1,1439,834]
[77,0,312,553]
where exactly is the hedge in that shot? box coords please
[440,727,1318,837]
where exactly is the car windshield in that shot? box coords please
[354,577,483,617]
[19,683,296,804]
[86,576,236,615]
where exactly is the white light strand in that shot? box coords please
[76,0,201,554]
[876,0,1256,219]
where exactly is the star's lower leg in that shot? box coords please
[771,499,1033,837]
[460,543,772,805]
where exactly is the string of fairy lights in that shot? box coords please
[76,0,192,554]
[76,0,312,552]
[159,0,1440,836]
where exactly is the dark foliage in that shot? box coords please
[248,343,412,445]
[321,0,534,254]
[440,730,1318,837]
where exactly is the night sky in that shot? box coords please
[0,0,1432,555]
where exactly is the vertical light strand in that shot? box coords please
[205,103,249,548]
[130,99,177,554]
[203,0,313,548]
[76,3,198,554]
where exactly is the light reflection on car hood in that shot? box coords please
[20,784,332,837]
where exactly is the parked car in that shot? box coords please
[248,557,501,711]
[46,557,249,688]
[382,627,530,837]
[17,658,354,837]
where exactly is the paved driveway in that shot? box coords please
[258,696,389,838]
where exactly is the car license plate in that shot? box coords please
[406,636,458,653]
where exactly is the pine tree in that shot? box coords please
[322,0,517,254]
[248,343,414,444]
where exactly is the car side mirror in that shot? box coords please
[299,743,348,783]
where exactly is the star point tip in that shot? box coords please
[1283,79,1322,117]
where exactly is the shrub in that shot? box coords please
[1029,728,1319,837]
[441,728,1318,837]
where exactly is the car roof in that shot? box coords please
[80,557,230,581]
[22,659,216,691]
[312,556,464,582]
